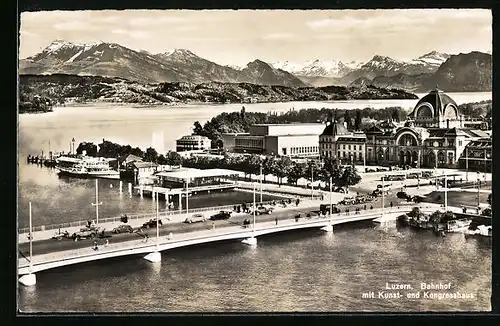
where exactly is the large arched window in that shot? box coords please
[416,105,433,118]
[443,105,458,120]
[398,133,418,147]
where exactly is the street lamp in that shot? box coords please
[311,161,314,201]
[381,174,385,217]
[477,171,481,209]
[465,147,469,182]
[91,179,103,225]
[259,163,263,203]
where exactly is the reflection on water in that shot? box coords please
[18,226,491,312]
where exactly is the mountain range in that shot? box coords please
[348,51,492,92]
[19,40,306,87]
[19,40,491,92]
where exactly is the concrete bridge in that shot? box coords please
[17,205,454,286]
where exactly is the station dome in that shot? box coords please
[410,88,459,122]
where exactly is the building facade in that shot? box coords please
[233,123,324,158]
[363,89,490,168]
[319,121,367,164]
[176,135,211,152]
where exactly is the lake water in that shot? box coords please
[17,92,492,312]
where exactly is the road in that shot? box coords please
[18,194,405,258]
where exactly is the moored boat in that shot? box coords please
[445,218,471,233]
[56,156,119,179]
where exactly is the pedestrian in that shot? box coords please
[390,201,393,209]
[212,222,215,230]
[275,217,278,225]
[363,204,366,211]
[93,240,98,251]
[145,234,149,242]
[105,239,109,247]
[370,205,373,210]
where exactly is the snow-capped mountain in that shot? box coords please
[240,60,306,87]
[409,51,451,68]
[349,51,491,92]
[271,59,353,78]
[343,60,365,70]
[19,40,306,87]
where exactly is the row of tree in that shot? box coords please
[180,154,361,189]
[75,139,361,189]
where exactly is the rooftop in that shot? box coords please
[156,168,242,180]
[253,123,324,126]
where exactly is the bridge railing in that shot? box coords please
[17,199,290,235]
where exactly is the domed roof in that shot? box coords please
[321,121,349,136]
[411,89,458,118]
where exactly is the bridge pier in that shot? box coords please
[19,273,36,286]
[143,251,162,263]
[241,237,257,246]
[321,225,334,232]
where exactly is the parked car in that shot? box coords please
[184,213,207,223]
[143,219,162,228]
[255,206,274,215]
[210,211,231,220]
[397,191,413,201]
[72,227,104,241]
[112,224,134,234]
[339,196,355,205]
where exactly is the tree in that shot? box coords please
[343,110,351,130]
[241,106,246,119]
[391,109,400,122]
[338,165,362,189]
[193,121,204,135]
[287,162,307,185]
[320,157,342,189]
[354,110,362,130]
[165,151,183,166]
[157,154,167,165]
[144,147,159,162]
[274,156,293,186]
[76,142,98,156]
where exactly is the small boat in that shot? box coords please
[466,225,492,237]
[446,219,471,233]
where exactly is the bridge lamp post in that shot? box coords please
[186,176,189,221]
[253,182,256,238]
[477,171,481,209]
[19,202,36,286]
[381,174,385,217]
[465,147,469,182]
[156,190,160,252]
[260,163,263,203]
[91,179,103,225]
[443,172,448,211]
[321,176,334,232]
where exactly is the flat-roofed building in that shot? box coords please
[176,134,211,152]
[233,123,324,157]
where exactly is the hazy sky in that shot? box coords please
[19,9,492,65]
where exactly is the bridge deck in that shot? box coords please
[18,204,463,275]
